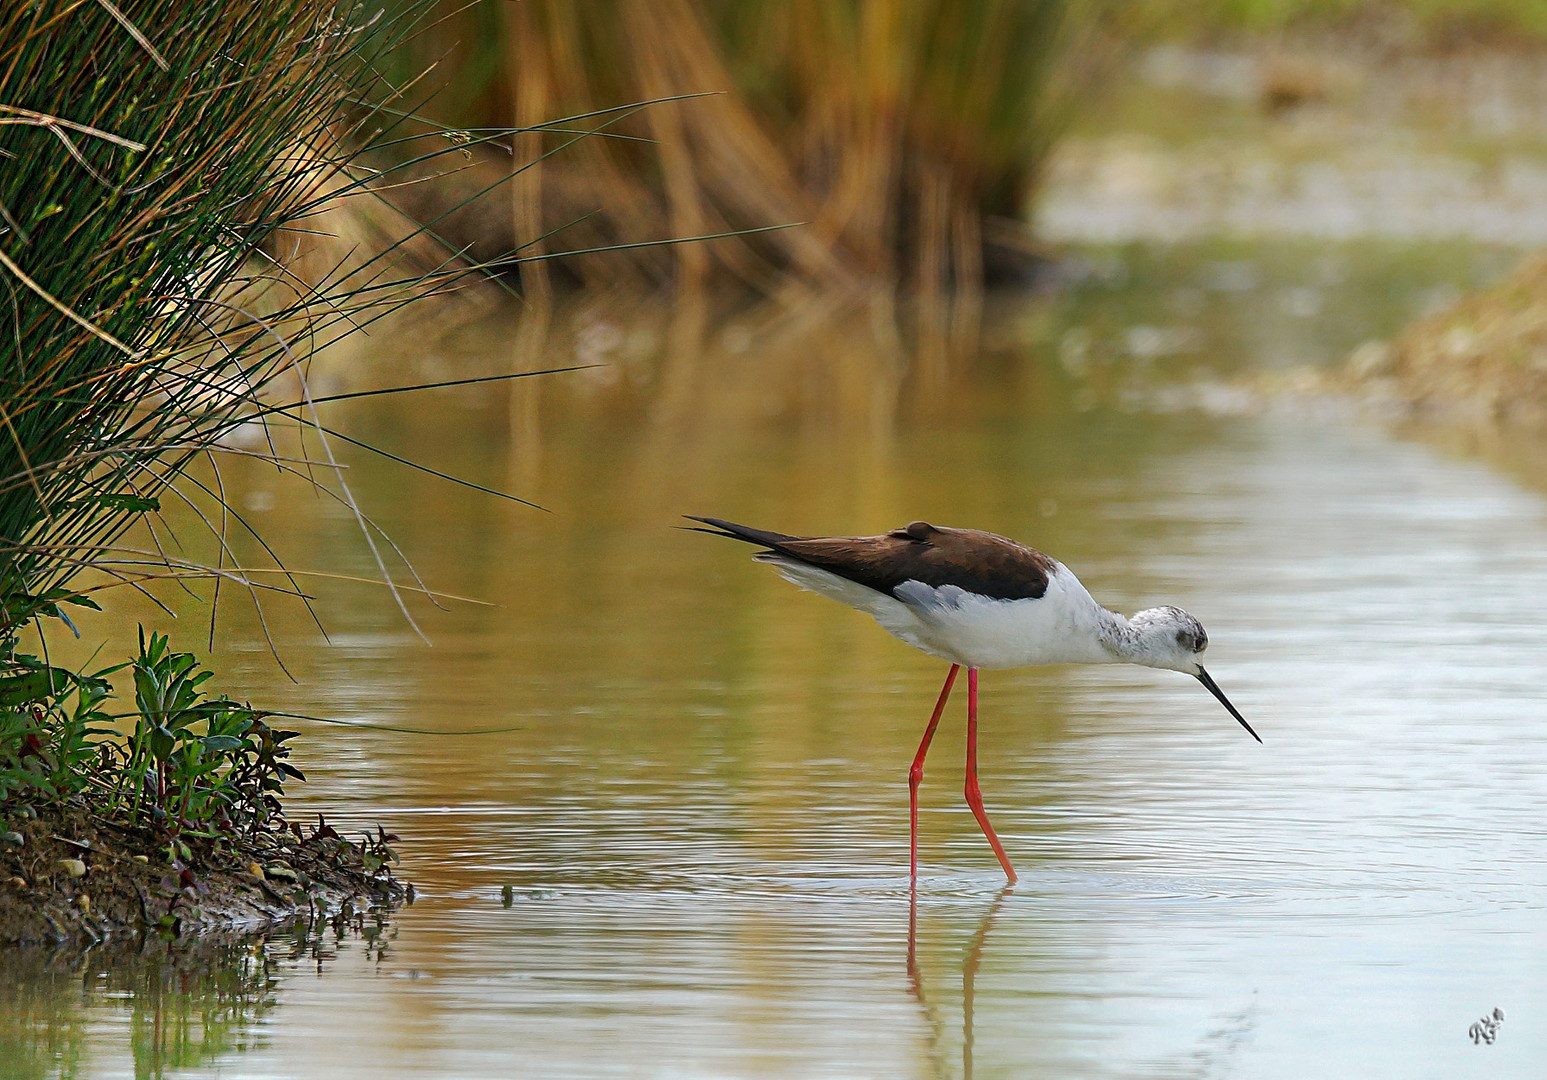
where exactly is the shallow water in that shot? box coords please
[6,240,1547,1077]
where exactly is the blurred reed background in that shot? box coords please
[364,0,1547,379]
[380,1,1125,322]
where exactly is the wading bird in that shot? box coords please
[688,517,1260,884]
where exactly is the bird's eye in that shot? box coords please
[1175,628,1206,652]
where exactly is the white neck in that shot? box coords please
[1090,603,1199,672]
[1093,605,1143,662]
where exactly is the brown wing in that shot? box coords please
[690,517,1054,600]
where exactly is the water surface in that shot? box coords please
[5,242,1547,1078]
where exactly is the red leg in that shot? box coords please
[964,668,1017,883]
[910,664,960,882]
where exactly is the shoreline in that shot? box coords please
[1,800,407,947]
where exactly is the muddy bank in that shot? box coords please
[1,800,407,946]
[1342,252,1547,428]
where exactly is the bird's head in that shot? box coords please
[1127,605,1210,673]
[1127,606,1260,743]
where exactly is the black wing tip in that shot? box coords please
[681,515,799,548]
[680,515,743,537]
[682,515,744,531]
[680,513,798,547]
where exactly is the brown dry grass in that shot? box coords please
[386,0,1122,305]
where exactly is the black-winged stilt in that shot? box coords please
[688,516,1260,884]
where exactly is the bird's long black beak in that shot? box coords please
[1196,666,1261,743]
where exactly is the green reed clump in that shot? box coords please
[0,628,300,843]
[0,0,514,654]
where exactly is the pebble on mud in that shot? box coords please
[77,894,90,915]
[1,832,22,847]
[263,863,298,883]
[246,862,266,880]
[57,858,87,879]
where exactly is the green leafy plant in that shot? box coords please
[1,627,300,843]
[0,650,114,805]
[113,629,302,838]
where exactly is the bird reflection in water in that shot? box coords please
[907,885,1012,1080]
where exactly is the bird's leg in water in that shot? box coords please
[965,668,1018,884]
[910,664,960,882]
